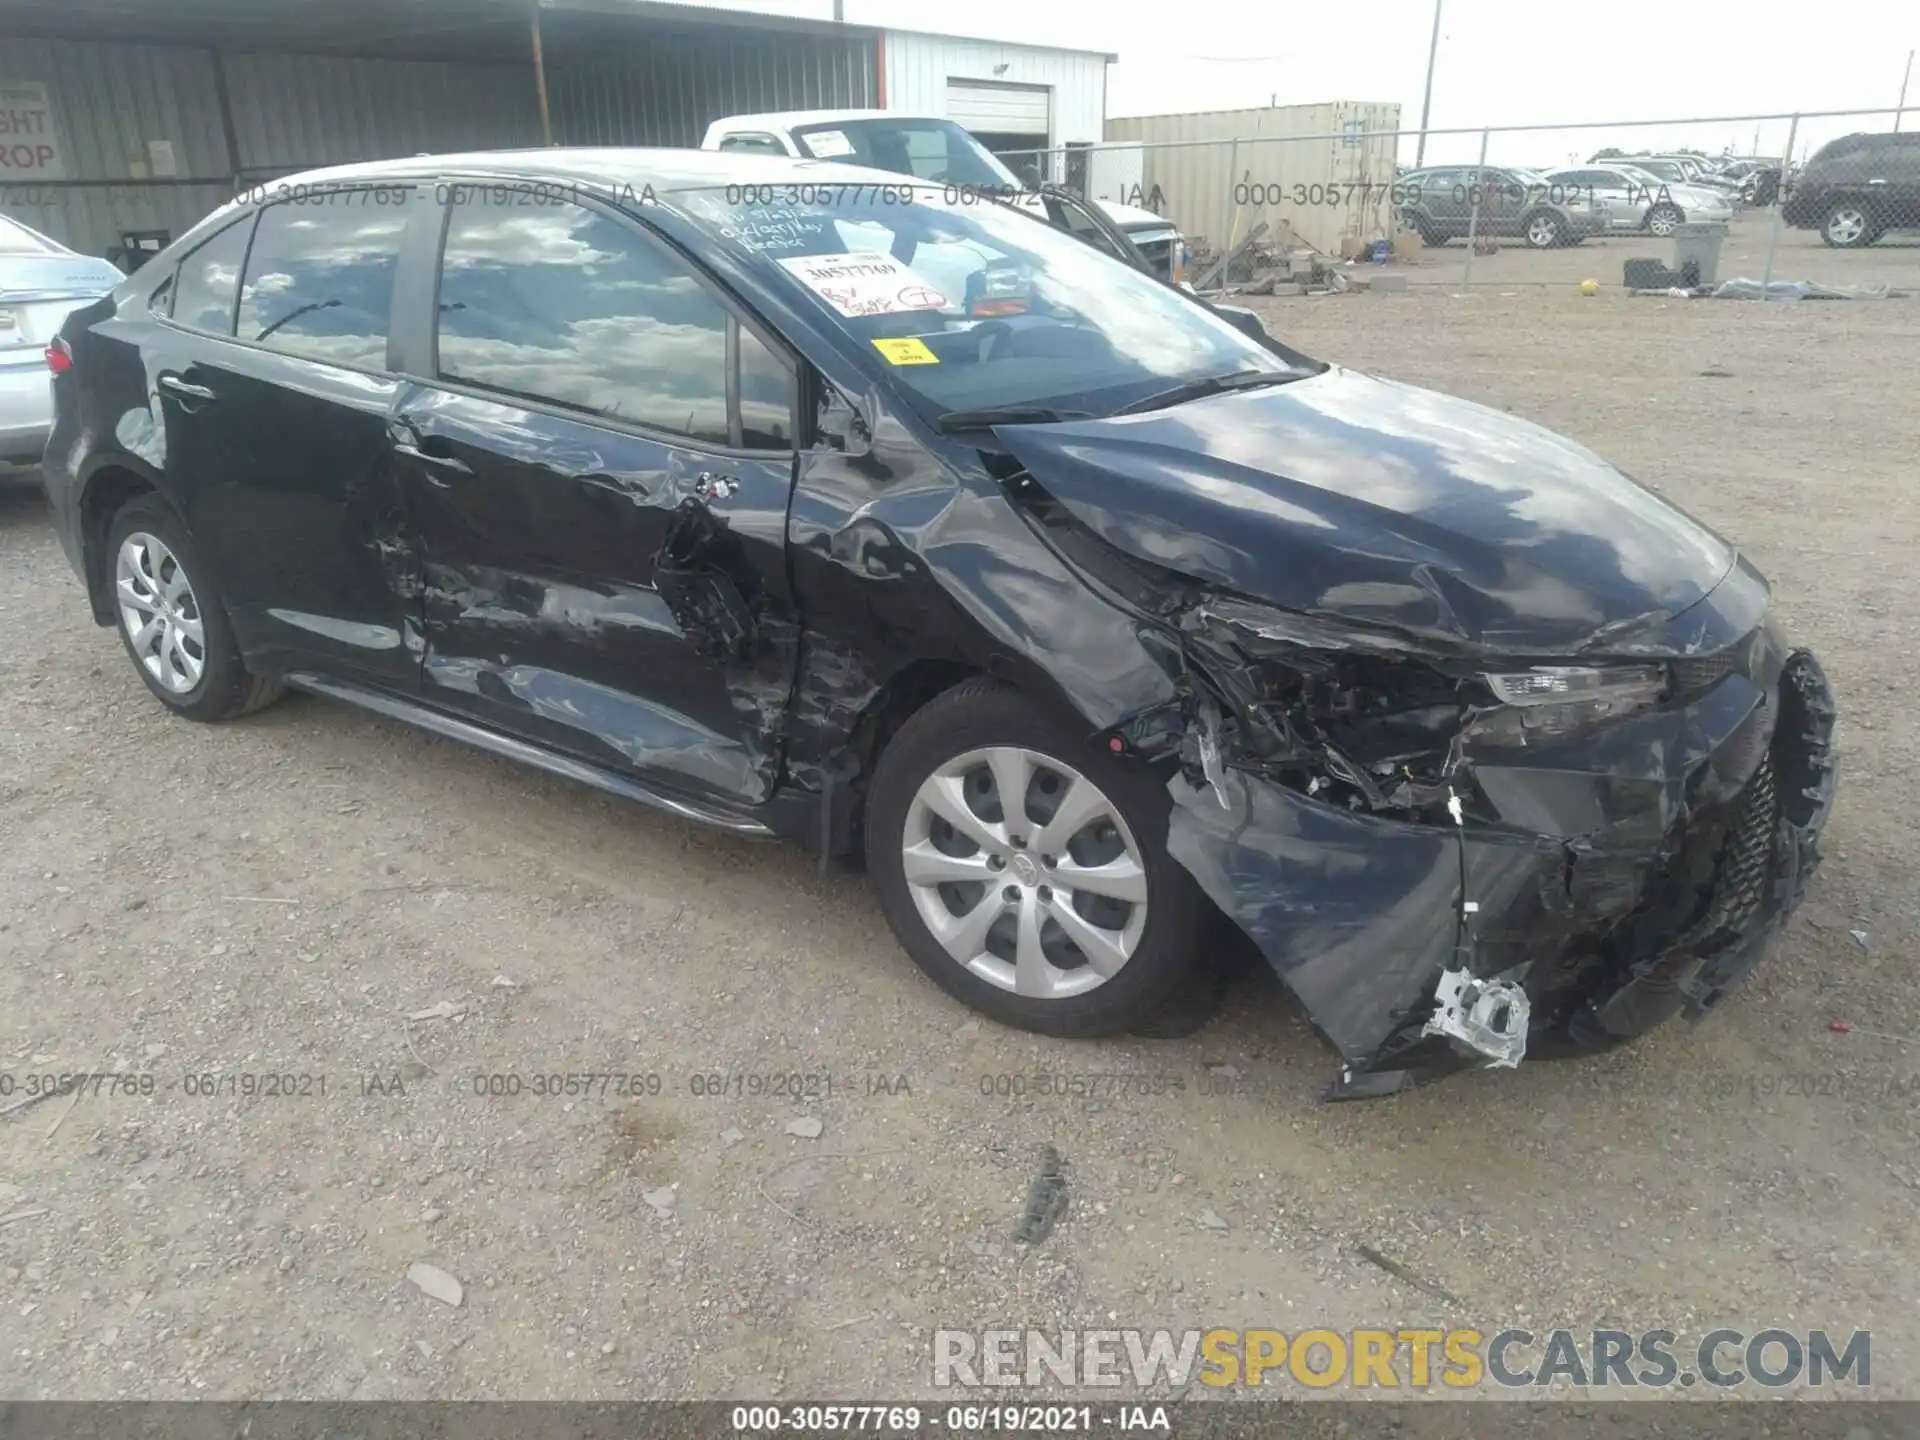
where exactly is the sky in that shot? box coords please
[678,0,1917,166]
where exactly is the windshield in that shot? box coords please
[673,183,1296,421]
[789,118,1021,192]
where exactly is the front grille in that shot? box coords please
[1703,750,1778,933]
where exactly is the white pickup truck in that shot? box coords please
[699,109,1186,283]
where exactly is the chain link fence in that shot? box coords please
[999,106,1920,302]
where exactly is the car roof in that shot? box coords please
[246,146,911,193]
[707,110,941,131]
[161,147,927,265]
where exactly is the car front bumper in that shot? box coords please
[1167,625,1839,1098]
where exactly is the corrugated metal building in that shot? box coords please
[880,30,1109,183]
[0,34,544,255]
[1107,101,1403,256]
[0,0,1112,259]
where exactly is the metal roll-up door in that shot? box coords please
[944,80,1050,134]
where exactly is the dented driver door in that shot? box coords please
[389,185,801,808]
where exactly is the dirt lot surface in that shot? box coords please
[2,281,1917,1404]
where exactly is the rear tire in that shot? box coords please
[1522,209,1567,249]
[104,494,283,722]
[865,679,1208,1037]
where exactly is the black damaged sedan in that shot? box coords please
[42,150,1837,1097]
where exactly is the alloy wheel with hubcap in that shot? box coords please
[902,746,1147,1000]
[116,531,206,694]
[1824,205,1870,247]
[1647,204,1682,237]
[1525,212,1565,248]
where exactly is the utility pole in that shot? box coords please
[1898,49,1914,131]
[1414,0,1443,167]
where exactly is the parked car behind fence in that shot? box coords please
[1545,165,1732,237]
[1782,131,1920,248]
[1396,166,1604,248]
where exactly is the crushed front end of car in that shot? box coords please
[990,369,1840,1096]
[1159,579,1839,1098]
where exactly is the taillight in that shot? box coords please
[45,338,72,376]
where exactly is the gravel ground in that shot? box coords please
[1,282,1916,1403]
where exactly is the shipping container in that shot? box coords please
[1107,101,1402,257]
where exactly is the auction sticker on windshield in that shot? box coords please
[872,337,940,365]
[803,129,855,157]
[777,253,951,318]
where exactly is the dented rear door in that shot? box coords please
[392,185,801,807]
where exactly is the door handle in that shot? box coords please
[394,441,473,477]
[157,373,215,402]
[577,471,651,501]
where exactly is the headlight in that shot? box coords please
[1475,664,1665,742]
[1483,665,1663,706]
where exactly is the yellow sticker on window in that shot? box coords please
[871,337,940,366]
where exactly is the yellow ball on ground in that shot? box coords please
[1579,278,1600,296]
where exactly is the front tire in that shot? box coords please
[1646,203,1683,237]
[105,494,282,722]
[865,679,1208,1037]
[1821,201,1875,248]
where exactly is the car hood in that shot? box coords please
[993,367,1738,654]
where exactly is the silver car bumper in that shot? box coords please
[0,360,53,463]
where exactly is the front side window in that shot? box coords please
[676,182,1300,422]
[737,325,793,449]
[237,190,411,369]
[437,191,790,450]
[171,217,254,335]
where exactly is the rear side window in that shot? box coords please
[237,190,412,370]
[170,218,254,336]
[717,133,787,156]
[436,191,789,449]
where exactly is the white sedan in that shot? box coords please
[2,216,124,466]
[1547,165,1734,237]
